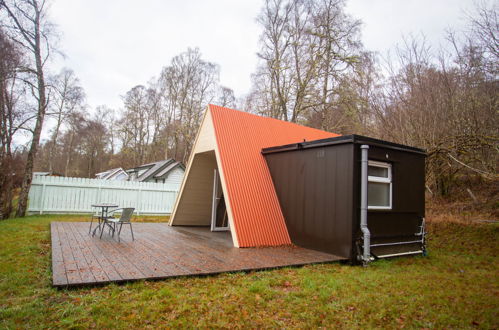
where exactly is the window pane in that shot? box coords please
[368,165,388,178]
[368,182,390,207]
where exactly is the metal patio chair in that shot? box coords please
[88,208,103,234]
[103,207,135,242]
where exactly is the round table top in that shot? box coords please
[91,203,119,208]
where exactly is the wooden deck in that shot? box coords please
[51,222,344,287]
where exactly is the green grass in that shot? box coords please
[0,215,498,328]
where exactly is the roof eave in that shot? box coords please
[262,134,426,155]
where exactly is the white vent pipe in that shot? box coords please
[360,145,371,264]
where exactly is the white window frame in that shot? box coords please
[368,160,392,210]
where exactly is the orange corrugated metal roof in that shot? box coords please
[209,105,338,247]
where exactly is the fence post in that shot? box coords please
[136,187,141,216]
[97,181,102,204]
[40,183,46,215]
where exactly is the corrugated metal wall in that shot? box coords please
[209,105,337,247]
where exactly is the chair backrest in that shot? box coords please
[119,208,135,222]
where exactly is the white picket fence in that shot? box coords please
[28,176,180,215]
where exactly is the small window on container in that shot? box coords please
[368,161,392,209]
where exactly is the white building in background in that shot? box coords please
[95,168,129,181]
[96,159,185,187]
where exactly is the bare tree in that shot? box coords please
[467,1,498,62]
[145,82,165,162]
[1,0,56,216]
[254,0,294,120]
[47,68,84,172]
[97,106,117,155]
[371,31,498,196]
[80,114,110,177]
[248,0,497,197]
[118,85,154,166]
[158,48,219,163]
[217,86,236,108]
[61,110,85,176]
[250,0,361,123]
[0,27,26,218]
[43,109,112,178]
[306,51,380,134]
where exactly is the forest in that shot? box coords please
[0,0,497,218]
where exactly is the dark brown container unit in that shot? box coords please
[262,135,426,263]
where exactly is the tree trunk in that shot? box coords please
[16,91,45,216]
[48,109,63,172]
[16,10,47,217]
[64,131,74,176]
[0,152,14,219]
[16,113,44,216]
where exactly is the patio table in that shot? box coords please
[91,203,118,237]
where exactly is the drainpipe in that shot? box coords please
[360,145,371,265]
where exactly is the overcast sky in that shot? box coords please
[49,0,485,112]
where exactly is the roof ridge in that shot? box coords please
[208,104,331,137]
[137,158,176,181]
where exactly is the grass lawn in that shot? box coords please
[0,214,498,328]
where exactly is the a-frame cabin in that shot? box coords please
[169,105,337,248]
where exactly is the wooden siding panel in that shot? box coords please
[165,167,185,188]
[170,152,217,226]
[170,109,217,226]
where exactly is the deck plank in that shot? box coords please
[138,230,229,274]
[55,222,83,285]
[69,222,123,283]
[101,236,161,279]
[67,222,111,283]
[88,233,147,281]
[124,235,189,277]
[61,222,97,284]
[50,223,68,286]
[51,222,344,287]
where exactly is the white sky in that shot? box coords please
[48,0,484,112]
